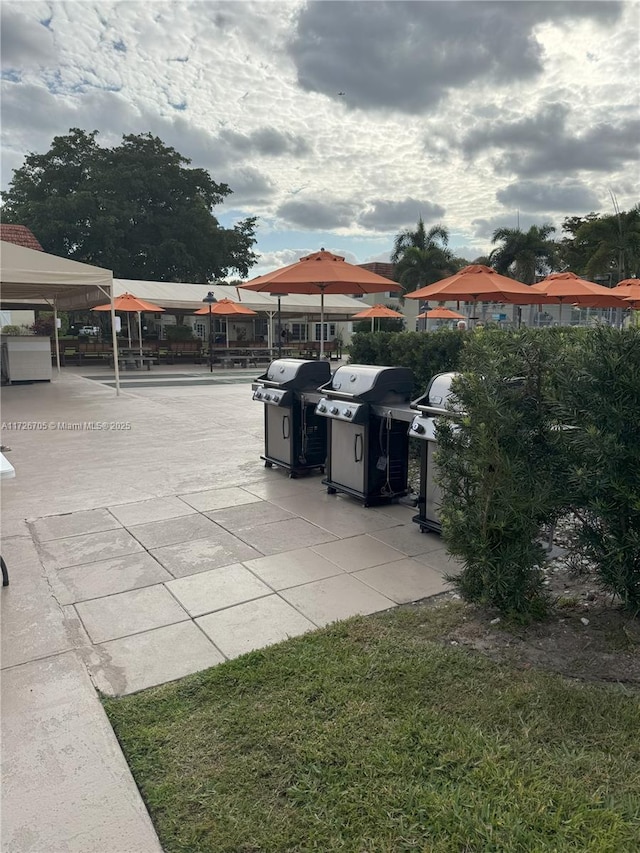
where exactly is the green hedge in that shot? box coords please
[434,326,640,617]
[348,330,465,397]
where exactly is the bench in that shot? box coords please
[111,356,154,371]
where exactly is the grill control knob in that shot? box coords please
[317,404,327,412]
[412,422,426,434]
[264,393,272,401]
[255,390,262,399]
[330,406,339,415]
[343,409,352,418]
[273,395,280,403]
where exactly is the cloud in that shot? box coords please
[357,198,446,232]
[289,1,622,113]
[472,213,559,241]
[461,102,639,177]
[218,127,311,158]
[277,198,356,230]
[222,166,276,206]
[496,179,601,212]
[0,6,57,68]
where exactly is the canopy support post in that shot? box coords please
[96,283,120,396]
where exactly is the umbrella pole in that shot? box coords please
[138,312,143,359]
[319,292,324,357]
[371,316,374,333]
[109,289,121,397]
[558,302,563,326]
[127,314,132,348]
[277,296,282,358]
[226,319,230,349]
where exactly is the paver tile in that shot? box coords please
[128,514,221,549]
[413,547,464,578]
[280,573,394,627]
[166,564,272,617]
[39,528,143,571]
[151,534,262,578]
[179,487,263,512]
[108,497,196,527]
[312,534,406,572]
[30,508,121,542]
[236,517,337,555]
[272,493,400,538]
[244,547,346,590]
[368,525,444,557]
[51,552,172,604]
[88,622,225,696]
[75,585,189,643]
[197,595,315,658]
[353,558,451,604]
[204,500,296,532]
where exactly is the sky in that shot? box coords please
[1,0,639,279]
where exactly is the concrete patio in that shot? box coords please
[1,364,457,852]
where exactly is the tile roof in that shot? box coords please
[357,261,396,279]
[0,224,44,251]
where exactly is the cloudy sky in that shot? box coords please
[2,0,638,277]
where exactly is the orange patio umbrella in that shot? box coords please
[351,303,404,331]
[405,264,544,311]
[194,297,257,348]
[93,292,165,356]
[611,279,640,308]
[417,306,466,331]
[239,249,401,357]
[531,271,626,324]
[418,307,466,319]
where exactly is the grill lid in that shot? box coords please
[411,371,462,414]
[319,364,414,402]
[257,358,331,390]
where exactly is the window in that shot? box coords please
[290,323,307,341]
[194,323,206,339]
[314,323,336,341]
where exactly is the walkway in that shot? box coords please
[1,365,457,852]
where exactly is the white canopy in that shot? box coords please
[0,241,112,303]
[0,241,121,394]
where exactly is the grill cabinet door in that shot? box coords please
[425,440,442,524]
[265,405,293,466]
[328,420,366,493]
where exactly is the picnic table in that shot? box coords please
[111,350,155,371]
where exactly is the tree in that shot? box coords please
[489,223,557,284]
[1,129,258,282]
[577,204,640,283]
[391,218,457,294]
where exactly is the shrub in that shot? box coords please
[166,325,194,341]
[435,328,569,618]
[347,330,465,396]
[1,325,22,336]
[555,326,640,610]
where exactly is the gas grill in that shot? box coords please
[409,371,462,533]
[315,364,414,505]
[253,358,332,477]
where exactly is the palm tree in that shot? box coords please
[489,224,557,284]
[391,218,456,294]
[581,203,640,283]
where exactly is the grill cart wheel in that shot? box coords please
[327,487,337,494]
[264,461,273,468]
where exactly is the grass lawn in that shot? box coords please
[104,602,640,853]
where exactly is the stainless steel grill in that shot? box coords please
[253,358,331,477]
[315,364,414,505]
[409,372,462,533]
